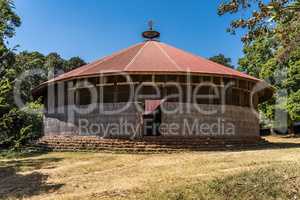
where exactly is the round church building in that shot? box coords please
[33,26,273,145]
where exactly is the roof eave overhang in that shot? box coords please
[32,71,264,97]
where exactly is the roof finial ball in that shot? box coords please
[142,20,160,41]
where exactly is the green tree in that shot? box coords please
[0,0,41,148]
[238,35,278,77]
[0,0,87,149]
[66,56,86,71]
[45,53,86,76]
[209,54,234,68]
[0,0,20,75]
[218,0,300,62]
[0,0,21,46]
[220,0,300,132]
[45,52,65,77]
[0,0,21,113]
[13,51,47,103]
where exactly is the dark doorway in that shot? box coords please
[143,108,162,136]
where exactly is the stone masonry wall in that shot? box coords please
[160,102,259,138]
[44,103,141,138]
[44,102,259,138]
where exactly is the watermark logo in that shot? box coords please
[13,68,283,137]
[78,117,236,138]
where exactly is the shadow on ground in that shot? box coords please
[162,142,300,153]
[0,146,48,159]
[230,141,300,152]
[281,134,300,138]
[0,157,64,199]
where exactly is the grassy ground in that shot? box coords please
[1,135,300,200]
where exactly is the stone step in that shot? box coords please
[37,137,266,153]
[39,137,264,143]
[39,145,269,153]
[36,136,269,153]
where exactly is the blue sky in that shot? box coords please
[11,0,245,67]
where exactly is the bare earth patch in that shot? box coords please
[1,135,300,200]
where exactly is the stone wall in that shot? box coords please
[160,102,259,138]
[43,102,259,138]
[44,102,141,138]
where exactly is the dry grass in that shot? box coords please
[1,135,300,200]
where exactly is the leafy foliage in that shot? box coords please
[238,35,278,77]
[219,0,300,61]
[209,53,234,68]
[66,56,86,72]
[0,0,21,46]
[0,0,86,149]
[0,50,86,149]
[0,104,43,149]
[222,0,300,130]
[287,90,300,122]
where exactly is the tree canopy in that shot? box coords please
[209,54,234,68]
[0,0,86,149]
[218,0,300,62]
[0,0,21,46]
[219,0,300,131]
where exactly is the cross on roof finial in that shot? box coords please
[148,20,154,30]
[142,20,160,40]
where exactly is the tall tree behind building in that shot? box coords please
[218,0,300,132]
[0,0,86,148]
[209,54,234,68]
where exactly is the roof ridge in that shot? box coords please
[154,41,183,72]
[42,41,260,87]
[160,42,258,80]
[124,42,149,71]
[76,42,145,76]
[47,42,144,83]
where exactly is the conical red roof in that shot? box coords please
[45,40,259,84]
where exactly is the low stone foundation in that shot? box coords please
[37,135,267,152]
